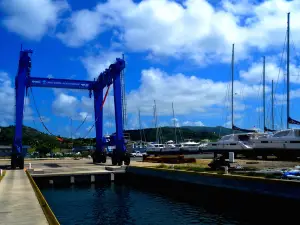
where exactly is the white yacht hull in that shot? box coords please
[253,139,300,159]
[203,141,253,153]
[180,146,201,153]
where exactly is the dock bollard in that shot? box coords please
[224,166,228,174]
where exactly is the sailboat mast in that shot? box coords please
[172,102,178,144]
[231,43,235,133]
[287,12,290,129]
[272,80,274,130]
[154,100,158,143]
[138,109,143,143]
[263,56,266,132]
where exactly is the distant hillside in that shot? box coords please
[124,126,232,142]
[181,126,236,136]
[0,125,58,147]
[0,125,233,149]
[0,126,91,149]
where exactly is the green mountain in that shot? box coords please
[124,126,229,142]
[180,126,235,136]
[0,125,232,149]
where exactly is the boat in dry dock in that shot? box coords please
[252,129,300,160]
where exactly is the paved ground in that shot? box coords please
[0,170,48,225]
[0,152,299,171]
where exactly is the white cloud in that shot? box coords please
[78,112,92,121]
[52,92,78,117]
[0,71,33,126]
[256,107,263,112]
[126,68,266,116]
[52,89,115,123]
[57,0,300,65]
[275,88,300,104]
[0,0,69,40]
[57,8,103,46]
[104,121,114,128]
[171,118,180,127]
[81,51,123,80]
[240,58,300,84]
[40,116,50,123]
[182,121,205,126]
[86,125,93,131]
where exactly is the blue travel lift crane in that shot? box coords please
[12,49,130,169]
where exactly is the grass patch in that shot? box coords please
[155,163,281,179]
[231,171,281,179]
[155,163,211,173]
[0,170,6,182]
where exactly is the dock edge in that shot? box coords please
[25,170,60,225]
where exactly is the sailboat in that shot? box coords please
[203,44,262,155]
[252,12,300,160]
[263,57,276,133]
[132,109,147,154]
[146,100,165,155]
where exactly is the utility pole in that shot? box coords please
[172,102,178,144]
[70,117,73,149]
[272,80,274,130]
[263,56,266,132]
[121,53,127,130]
[287,12,290,129]
[154,100,159,143]
[138,109,143,143]
[231,43,235,133]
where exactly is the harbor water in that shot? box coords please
[40,176,299,225]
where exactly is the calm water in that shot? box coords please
[41,182,268,225]
[40,172,300,225]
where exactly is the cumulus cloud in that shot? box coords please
[51,89,115,122]
[126,68,267,116]
[57,0,300,64]
[0,71,34,126]
[81,51,123,80]
[52,92,78,117]
[57,8,104,47]
[182,121,205,126]
[0,0,69,40]
[240,57,300,84]
[256,107,264,112]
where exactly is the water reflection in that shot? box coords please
[41,182,256,225]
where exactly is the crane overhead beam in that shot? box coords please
[12,49,129,169]
[29,77,93,90]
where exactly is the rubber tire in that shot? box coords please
[111,156,117,166]
[18,156,24,169]
[117,159,123,166]
[101,155,107,163]
[11,155,16,170]
[124,154,130,165]
[179,148,184,155]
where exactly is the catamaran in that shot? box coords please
[252,12,300,160]
[204,44,259,155]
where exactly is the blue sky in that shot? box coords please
[1,0,300,138]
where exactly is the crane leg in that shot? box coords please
[111,72,130,166]
[93,89,106,164]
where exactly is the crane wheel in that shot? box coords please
[11,155,17,170]
[117,159,123,166]
[124,155,130,166]
[18,156,24,169]
[111,155,117,166]
[101,155,107,163]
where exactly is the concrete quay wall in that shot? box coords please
[127,166,300,200]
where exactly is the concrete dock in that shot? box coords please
[0,170,48,225]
